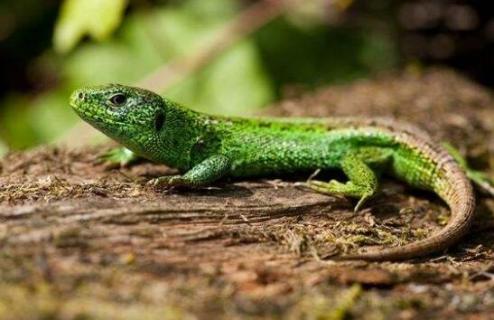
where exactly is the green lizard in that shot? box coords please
[70,84,493,261]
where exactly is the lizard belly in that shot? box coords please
[221,126,402,178]
[224,135,346,177]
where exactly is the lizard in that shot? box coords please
[69,84,494,261]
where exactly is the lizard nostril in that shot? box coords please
[78,92,85,100]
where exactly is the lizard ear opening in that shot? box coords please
[154,111,165,131]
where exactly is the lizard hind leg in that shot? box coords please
[443,142,494,196]
[306,148,392,212]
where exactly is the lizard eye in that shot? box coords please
[109,93,127,106]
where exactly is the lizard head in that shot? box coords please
[70,84,167,157]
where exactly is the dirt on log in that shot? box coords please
[2,69,494,319]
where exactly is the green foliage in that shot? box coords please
[0,140,7,157]
[53,0,128,53]
[254,19,397,92]
[64,0,273,114]
[0,0,399,154]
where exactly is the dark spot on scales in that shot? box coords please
[257,122,273,129]
[154,112,165,131]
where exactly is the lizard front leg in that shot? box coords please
[307,148,392,212]
[151,155,231,188]
[101,147,140,167]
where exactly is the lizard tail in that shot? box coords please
[338,155,476,261]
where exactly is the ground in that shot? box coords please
[1,69,494,319]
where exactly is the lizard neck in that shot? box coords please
[148,103,214,171]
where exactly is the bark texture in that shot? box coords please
[2,69,494,319]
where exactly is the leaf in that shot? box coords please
[53,0,128,54]
[65,1,274,115]
[166,41,273,115]
[0,140,7,157]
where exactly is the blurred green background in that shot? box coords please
[1,0,493,155]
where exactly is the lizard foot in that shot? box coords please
[148,175,188,188]
[99,147,138,168]
[443,142,494,196]
[466,170,494,196]
[306,179,374,212]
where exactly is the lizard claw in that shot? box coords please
[353,193,372,212]
[148,175,187,188]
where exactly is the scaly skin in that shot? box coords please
[70,84,483,261]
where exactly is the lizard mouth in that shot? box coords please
[73,107,127,131]
[69,89,126,128]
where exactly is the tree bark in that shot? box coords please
[1,69,494,319]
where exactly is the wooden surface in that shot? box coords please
[1,69,494,319]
